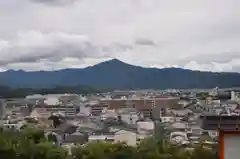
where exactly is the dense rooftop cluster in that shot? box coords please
[0,87,239,158]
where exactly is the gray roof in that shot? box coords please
[62,132,87,144]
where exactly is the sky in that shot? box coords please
[0,0,239,72]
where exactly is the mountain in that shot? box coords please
[0,58,240,89]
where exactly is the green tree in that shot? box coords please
[0,126,219,159]
[21,127,45,144]
[191,144,218,159]
[47,133,58,144]
[46,148,68,159]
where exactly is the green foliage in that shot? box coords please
[21,127,45,144]
[0,85,112,98]
[47,133,58,144]
[196,92,209,100]
[0,129,219,159]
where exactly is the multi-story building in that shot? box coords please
[87,97,180,118]
[33,104,79,117]
[88,103,108,116]
[100,97,179,119]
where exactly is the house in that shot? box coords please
[114,130,137,146]
[62,132,87,145]
[170,131,188,145]
[100,109,118,121]
[121,112,139,125]
[2,120,26,130]
[30,107,50,119]
[160,116,175,123]
[88,132,115,142]
[187,125,203,136]
[44,97,59,105]
[170,122,187,131]
[170,109,192,117]
[137,120,154,134]
[208,130,219,139]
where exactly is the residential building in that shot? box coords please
[34,104,78,117]
[114,130,137,146]
[100,97,180,119]
[88,133,115,142]
[160,116,175,123]
[62,132,87,145]
[89,103,108,116]
[137,120,154,134]
[44,97,59,105]
[0,99,6,119]
[121,112,139,125]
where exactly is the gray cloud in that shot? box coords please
[179,52,240,65]
[0,0,239,72]
[135,38,156,46]
[29,0,78,5]
[0,31,124,66]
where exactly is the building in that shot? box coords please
[88,133,115,142]
[88,103,108,116]
[100,97,180,119]
[160,116,175,123]
[62,132,87,145]
[200,115,240,159]
[114,130,137,146]
[120,112,139,125]
[200,115,240,130]
[79,104,91,116]
[44,97,59,105]
[137,120,155,134]
[0,99,6,119]
[33,104,78,118]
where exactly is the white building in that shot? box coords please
[208,130,219,139]
[121,112,139,125]
[137,120,154,134]
[77,104,91,116]
[100,109,118,120]
[170,122,187,130]
[114,130,137,146]
[88,134,114,142]
[160,116,175,123]
[44,97,59,105]
[170,131,188,145]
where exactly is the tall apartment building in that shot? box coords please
[34,104,78,117]
[99,97,180,119]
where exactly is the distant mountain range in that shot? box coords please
[0,59,240,89]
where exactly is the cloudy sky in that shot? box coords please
[0,0,239,72]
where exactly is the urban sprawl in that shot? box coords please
[0,87,237,153]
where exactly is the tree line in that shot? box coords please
[0,85,111,98]
[0,126,219,159]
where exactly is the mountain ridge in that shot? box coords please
[0,58,240,89]
[1,58,233,74]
